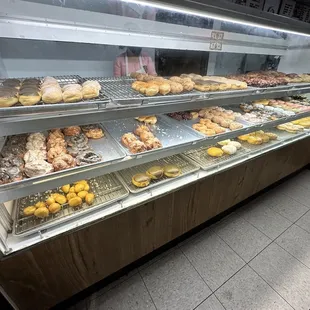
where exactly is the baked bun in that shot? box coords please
[63,89,83,103]
[62,84,83,92]
[145,85,159,97]
[144,116,157,125]
[159,83,171,95]
[42,87,63,104]
[82,85,99,100]
[19,89,41,106]
[169,82,183,94]
[0,88,19,107]
[128,140,147,154]
[132,173,151,188]
[82,80,101,91]
[163,165,181,178]
[146,166,164,179]
[34,206,49,218]
[207,147,224,157]
[23,206,36,216]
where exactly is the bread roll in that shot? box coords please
[82,85,99,100]
[159,83,171,95]
[169,82,183,94]
[42,87,63,104]
[63,89,83,103]
[145,85,159,97]
[62,84,82,92]
[82,80,101,91]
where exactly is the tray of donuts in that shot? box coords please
[167,107,247,138]
[13,174,129,236]
[116,154,200,193]
[0,125,126,188]
[0,75,108,116]
[103,115,204,157]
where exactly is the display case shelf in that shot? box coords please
[0,110,309,204]
[1,82,310,136]
[4,130,308,256]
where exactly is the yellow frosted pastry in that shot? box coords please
[247,136,263,145]
[85,193,95,205]
[23,206,36,216]
[78,191,88,199]
[35,201,46,209]
[34,207,49,218]
[67,192,77,200]
[69,197,83,208]
[238,134,249,141]
[49,203,61,214]
[74,183,85,193]
[46,197,55,206]
[61,184,70,193]
[207,147,224,157]
[55,194,67,205]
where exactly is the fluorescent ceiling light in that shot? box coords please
[121,0,310,37]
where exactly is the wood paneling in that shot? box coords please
[0,139,309,310]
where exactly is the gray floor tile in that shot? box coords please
[212,213,271,262]
[281,183,310,208]
[196,295,225,310]
[93,273,156,310]
[257,189,309,222]
[275,224,310,268]
[237,201,291,239]
[290,170,310,190]
[215,266,293,310]
[250,243,310,310]
[138,247,176,272]
[180,229,245,291]
[140,248,211,310]
[296,210,310,233]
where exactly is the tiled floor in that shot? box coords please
[71,170,310,310]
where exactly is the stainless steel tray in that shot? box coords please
[117,154,200,193]
[13,173,129,236]
[103,115,203,157]
[92,77,205,105]
[0,75,109,117]
[183,143,250,171]
[0,126,126,193]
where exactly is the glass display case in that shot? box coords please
[0,0,310,260]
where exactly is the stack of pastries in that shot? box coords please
[121,124,162,154]
[197,107,244,131]
[131,73,195,97]
[0,76,101,107]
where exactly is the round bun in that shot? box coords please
[146,166,164,180]
[132,173,151,188]
[23,206,36,216]
[163,165,181,178]
[34,206,49,218]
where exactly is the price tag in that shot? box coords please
[210,31,224,51]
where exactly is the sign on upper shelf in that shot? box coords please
[210,31,224,50]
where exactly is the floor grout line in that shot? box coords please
[248,264,296,310]
[138,270,159,310]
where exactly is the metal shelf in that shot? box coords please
[4,130,309,256]
[1,82,310,136]
[1,111,310,204]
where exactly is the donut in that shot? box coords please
[65,133,88,147]
[63,126,81,136]
[52,154,76,171]
[76,151,102,166]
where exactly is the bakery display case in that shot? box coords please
[1,0,310,309]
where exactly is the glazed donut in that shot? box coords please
[52,154,76,171]
[63,126,81,136]
[67,145,91,157]
[47,138,67,149]
[24,160,54,177]
[26,140,46,151]
[134,125,150,137]
[28,133,46,143]
[121,133,137,147]
[4,166,23,181]
[0,170,11,184]
[76,151,102,166]
[47,146,66,163]
[84,129,104,139]
[144,138,162,150]
[24,150,47,163]
[0,155,24,169]
[49,129,64,139]
[140,131,154,142]
[65,133,88,147]
[128,140,147,154]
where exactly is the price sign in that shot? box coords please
[210,31,224,51]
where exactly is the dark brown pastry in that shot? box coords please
[63,126,81,136]
[3,78,20,89]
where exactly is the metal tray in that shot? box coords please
[183,143,250,171]
[13,173,129,236]
[95,78,205,105]
[103,115,203,157]
[0,75,109,117]
[117,154,200,193]
[0,126,126,192]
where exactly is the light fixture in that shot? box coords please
[120,0,310,37]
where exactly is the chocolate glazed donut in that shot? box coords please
[76,151,102,166]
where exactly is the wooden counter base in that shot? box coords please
[1,138,310,310]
